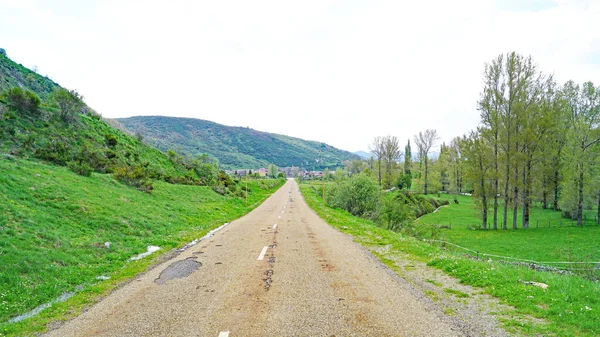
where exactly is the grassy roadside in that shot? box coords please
[0,158,284,336]
[299,182,600,337]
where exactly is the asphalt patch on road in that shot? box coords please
[155,257,202,285]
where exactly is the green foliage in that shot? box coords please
[327,174,381,217]
[267,163,279,178]
[51,88,85,122]
[112,165,154,193]
[213,170,238,195]
[116,116,360,170]
[104,133,118,148]
[67,160,93,177]
[277,172,286,178]
[395,173,412,190]
[4,87,40,116]
[377,193,414,231]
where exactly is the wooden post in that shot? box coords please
[322,172,325,204]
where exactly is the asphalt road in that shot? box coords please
[45,179,464,336]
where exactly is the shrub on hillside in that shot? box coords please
[67,160,93,177]
[51,88,85,122]
[213,171,238,195]
[327,173,380,217]
[34,137,72,164]
[4,87,40,116]
[376,194,414,232]
[113,165,154,193]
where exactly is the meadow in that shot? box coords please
[0,157,283,335]
[417,194,600,265]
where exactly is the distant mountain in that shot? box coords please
[353,150,373,159]
[116,116,360,170]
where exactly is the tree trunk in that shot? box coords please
[597,191,600,225]
[378,158,382,186]
[553,168,559,211]
[424,157,429,194]
[503,160,510,230]
[522,160,531,229]
[512,163,519,230]
[493,138,498,230]
[481,169,487,230]
[577,164,584,226]
[542,175,547,209]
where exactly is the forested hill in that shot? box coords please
[116,116,360,169]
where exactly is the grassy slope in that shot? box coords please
[0,158,283,335]
[116,116,360,169]
[0,53,60,101]
[417,194,600,263]
[299,182,600,337]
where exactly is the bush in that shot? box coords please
[5,87,40,116]
[327,173,380,217]
[104,133,118,148]
[67,160,93,177]
[376,194,413,231]
[113,165,153,193]
[34,137,72,164]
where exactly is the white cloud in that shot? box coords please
[1,0,599,152]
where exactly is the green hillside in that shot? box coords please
[116,116,360,170]
[0,49,60,101]
[0,51,285,335]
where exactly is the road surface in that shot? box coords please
[46,179,464,336]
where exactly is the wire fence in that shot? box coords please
[432,217,600,230]
[427,239,600,272]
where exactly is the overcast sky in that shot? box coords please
[2,0,599,152]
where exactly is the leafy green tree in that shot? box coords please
[51,88,85,122]
[382,135,401,189]
[370,136,384,186]
[404,139,412,176]
[460,130,493,229]
[560,81,600,225]
[326,173,380,217]
[414,129,439,194]
[267,163,278,178]
[344,159,367,176]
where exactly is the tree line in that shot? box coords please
[461,52,599,228]
[342,52,599,229]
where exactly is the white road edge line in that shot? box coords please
[218,331,229,337]
[273,224,277,229]
[257,246,269,260]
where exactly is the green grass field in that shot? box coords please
[299,182,600,337]
[0,157,283,336]
[417,194,600,264]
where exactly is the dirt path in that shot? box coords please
[45,179,493,336]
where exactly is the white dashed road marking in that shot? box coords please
[273,224,277,229]
[218,331,229,337]
[257,246,268,260]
